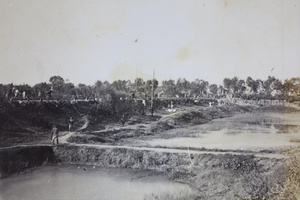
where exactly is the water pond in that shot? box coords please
[0,165,189,200]
[143,112,300,151]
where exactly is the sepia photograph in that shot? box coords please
[0,0,300,199]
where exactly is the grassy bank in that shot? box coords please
[67,104,256,145]
[69,104,298,146]
[54,144,284,200]
[278,146,300,199]
[1,100,297,147]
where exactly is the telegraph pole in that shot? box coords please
[151,69,155,116]
[135,70,137,93]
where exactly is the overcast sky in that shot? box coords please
[1,0,299,86]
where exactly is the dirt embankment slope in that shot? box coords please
[67,104,277,145]
[1,99,294,147]
[55,144,284,200]
[0,146,56,178]
[0,100,124,147]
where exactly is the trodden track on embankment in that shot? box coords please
[0,107,292,159]
[0,112,288,160]
[0,139,287,160]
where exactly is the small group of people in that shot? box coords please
[8,87,24,100]
[50,117,75,145]
[6,85,53,101]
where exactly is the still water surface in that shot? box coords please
[0,165,189,200]
[144,112,300,151]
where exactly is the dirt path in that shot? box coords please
[0,111,288,160]
[1,112,286,160]
[46,110,291,159]
[59,115,89,143]
[62,143,287,159]
[0,142,286,159]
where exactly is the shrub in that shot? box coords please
[278,146,300,199]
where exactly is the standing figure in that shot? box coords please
[38,90,42,101]
[170,101,174,109]
[142,99,146,107]
[120,114,125,127]
[22,91,26,100]
[51,125,59,145]
[14,88,20,99]
[141,100,146,115]
[47,87,53,100]
[10,87,15,100]
[68,117,74,131]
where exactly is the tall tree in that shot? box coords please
[223,78,232,90]
[284,78,300,101]
[76,84,93,99]
[223,77,239,96]
[49,76,65,98]
[262,76,283,98]
[134,78,145,94]
[176,78,190,94]
[64,83,76,97]
[32,82,51,99]
[272,79,283,95]
[162,79,176,97]
[237,79,246,94]
[246,77,259,94]
[112,80,131,92]
[191,79,209,97]
[231,77,239,94]
[145,79,158,97]
[209,84,218,95]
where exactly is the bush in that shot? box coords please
[278,146,300,199]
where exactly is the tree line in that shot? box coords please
[0,75,299,102]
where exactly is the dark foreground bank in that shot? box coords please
[0,145,56,178]
[0,144,285,200]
